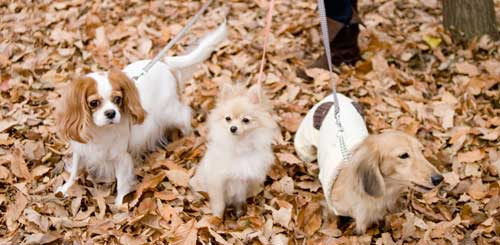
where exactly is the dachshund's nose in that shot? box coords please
[105,110,116,119]
[230,126,238,133]
[431,174,443,186]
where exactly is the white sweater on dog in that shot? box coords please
[294,93,368,215]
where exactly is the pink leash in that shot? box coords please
[256,0,275,85]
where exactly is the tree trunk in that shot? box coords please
[443,0,500,43]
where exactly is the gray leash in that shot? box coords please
[132,0,214,81]
[317,0,350,160]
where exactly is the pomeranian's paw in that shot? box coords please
[189,174,204,192]
[354,223,368,236]
[114,195,125,207]
[212,209,224,218]
[235,205,245,218]
[181,124,193,136]
[210,200,226,218]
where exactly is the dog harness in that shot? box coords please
[313,101,364,130]
[311,95,368,216]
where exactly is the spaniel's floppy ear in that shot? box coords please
[56,76,94,143]
[108,69,146,125]
[353,137,385,197]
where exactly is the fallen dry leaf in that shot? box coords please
[298,202,322,236]
[464,163,482,177]
[24,233,62,245]
[455,62,479,76]
[10,147,32,180]
[119,234,146,245]
[276,153,302,165]
[0,165,10,179]
[274,207,292,228]
[170,219,198,245]
[131,171,167,207]
[5,190,28,231]
[31,165,51,178]
[165,169,190,187]
[442,171,460,187]
[458,150,485,163]
[24,208,49,232]
[279,112,302,133]
[467,179,489,200]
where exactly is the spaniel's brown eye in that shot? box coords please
[242,118,250,124]
[225,116,231,122]
[113,96,122,105]
[89,100,100,108]
[399,153,409,159]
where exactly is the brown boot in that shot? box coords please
[297,9,361,80]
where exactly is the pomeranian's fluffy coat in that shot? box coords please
[190,83,278,217]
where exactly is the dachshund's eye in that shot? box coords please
[113,96,122,105]
[89,100,100,108]
[225,116,231,122]
[242,118,250,124]
[399,153,409,159]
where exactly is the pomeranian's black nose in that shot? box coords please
[230,126,238,133]
[431,174,443,186]
[105,109,116,119]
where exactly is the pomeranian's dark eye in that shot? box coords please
[89,100,100,108]
[242,118,250,124]
[399,153,409,159]
[225,116,231,122]
[113,96,122,105]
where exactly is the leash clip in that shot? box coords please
[132,71,145,81]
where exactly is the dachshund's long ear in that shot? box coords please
[108,69,146,125]
[56,76,95,143]
[353,137,385,197]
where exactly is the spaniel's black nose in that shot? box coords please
[105,110,116,119]
[230,126,238,133]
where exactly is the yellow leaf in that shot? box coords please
[423,35,441,48]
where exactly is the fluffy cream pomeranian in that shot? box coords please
[190,83,278,217]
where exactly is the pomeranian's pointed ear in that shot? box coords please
[219,83,234,100]
[248,84,262,104]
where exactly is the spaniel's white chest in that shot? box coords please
[72,122,130,164]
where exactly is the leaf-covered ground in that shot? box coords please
[1,0,499,244]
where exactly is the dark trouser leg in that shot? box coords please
[325,0,353,24]
[297,0,361,80]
